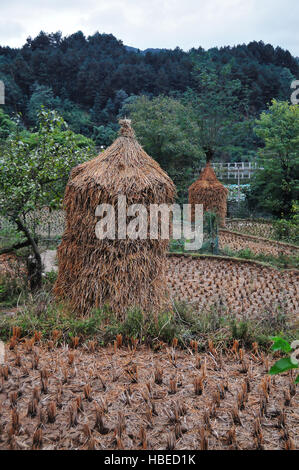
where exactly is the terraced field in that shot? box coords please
[219,229,299,258]
[167,255,299,323]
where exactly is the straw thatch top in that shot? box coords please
[189,162,228,193]
[68,119,175,198]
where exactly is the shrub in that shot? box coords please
[273,218,299,244]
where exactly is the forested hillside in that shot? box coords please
[0,30,298,145]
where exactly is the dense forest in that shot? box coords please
[0,31,298,148]
[0,31,298,221]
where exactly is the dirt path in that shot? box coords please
[41,250,57,273]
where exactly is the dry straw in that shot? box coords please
[188,162,228,227]
[54,119,175,318]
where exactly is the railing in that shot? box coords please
[192,162,262,180]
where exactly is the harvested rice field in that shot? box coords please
[219,230,299,258]
[167,255,299,323]
[225,220,275,240]
[0,341,297,450]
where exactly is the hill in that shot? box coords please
[0,31,298,140]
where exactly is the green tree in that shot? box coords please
[27,84,61,125]
[0,108,17,141]
[247,100,299,218]
[0,108,95,289]
[91,124,117,147]
[183,57,250,162]
[120,95,204,202]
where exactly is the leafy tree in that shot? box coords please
[61,99,93,135]
[183,57,250,162]
[27,83,61,125]
[0,108,16,140]
[91,124,117,147]
[90,92,105,125]
[0,109,95,289]
[272,202,299,244]
[121,95,203,168]
[121,95,204,202]
[0,72,26,114]
[247,100,299,218]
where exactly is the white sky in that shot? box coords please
[0,0,298,56]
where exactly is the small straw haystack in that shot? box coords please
[188,161,228,227]
[54,119,175,318]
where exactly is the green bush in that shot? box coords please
[0,273,27,307]
[273,218,299,244]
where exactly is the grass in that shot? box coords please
[169,238,299,270]
[0,275,25,308]
[0,269,57,309]
[221,246,299,270]
[0,295,297,352]
[0,220,24,250]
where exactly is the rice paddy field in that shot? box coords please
[167,255,299,324]
[226,219,275,239]
[0,340,298,451]
[0,217,298,452]
[219,229,299,257]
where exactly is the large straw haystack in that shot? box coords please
[188,162,228,227]
[54,119,175,318]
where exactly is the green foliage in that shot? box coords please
[269,357,298,374]
[0,108,17,141]
[0,304,103,342]
[121,308,145,339]
[0,219,24,249]
[59,99,94,136]
[235,248,255,259]
[0,298,295,352]
[0,274,26,307]
[230,320,251,344]
[169,239,185,253]
[183,55,253,160]
[91,124,118,147]
[42,270,58,292]
[270,336,292,353]
[2,33,298,133]
[248,100,299,218]
[229,308,292,349]
[0,108,96,289]
[269,337,299,383]
[203,211,219,254]
[121,94,204,202]
[27,84,62,126]
[121,95,203,169]
[221,245,299,269]
[272,205,299,244]
[0,108,95,218]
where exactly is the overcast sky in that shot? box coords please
[0,0,298,56]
